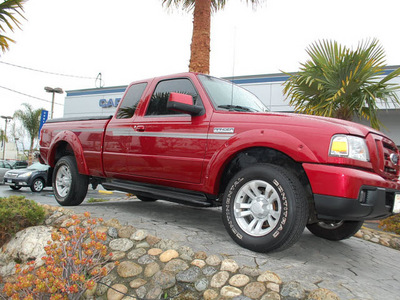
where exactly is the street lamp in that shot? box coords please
[1,115,13,160]
[44,87,63,119]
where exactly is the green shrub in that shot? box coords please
[0,196,46,247]
[379,214,400,235]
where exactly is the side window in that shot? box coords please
[145,78,201,116]
[116,83,147,119]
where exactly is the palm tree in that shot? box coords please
[162,0,263,74]
[0,129,7,142]
[283,39,400,130]
[0,129,7,154]
[13,103,44,162]
[0,0,26,53]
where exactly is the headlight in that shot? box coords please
[18,171,32,178]
[329,135,370,162]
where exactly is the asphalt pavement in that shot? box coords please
[1,184,400,300]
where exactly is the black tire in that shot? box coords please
[137,196,158,202]
[306,220,363,241]
[222,164,309,253]
[53,156,89,206]
[10,186,21,190]
[30,178,44,192]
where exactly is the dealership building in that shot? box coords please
[63,66,400,145]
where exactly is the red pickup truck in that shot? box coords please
[39,72,400,252]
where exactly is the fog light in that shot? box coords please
[359,190,367,204]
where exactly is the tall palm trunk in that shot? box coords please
[189,0,211,74]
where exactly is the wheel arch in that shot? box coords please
[47,131,89,175]
[217,147,312,195]
[205,129,318,195]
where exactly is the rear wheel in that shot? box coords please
[53,156,88,206]
[222,164,309,253]
[30,178,44,192]
[306,220,363,241]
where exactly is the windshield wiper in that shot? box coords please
[217,105,258,112]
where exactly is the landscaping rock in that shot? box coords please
[307,288,340,300]
[117,261,143,277]
[0,225,54,277]
[176,266,202,283]
[159,249,179,262]
[281,281,306,299]
[130,229,148,241]
[221,285,242,298]
[151,270,176,289]
[164,258,189,273]
[117,225,136,238]
[243,281,266,299]
[221,259,240,273]
[127,247,146,260]
[109,238,134,252]
[107,283,127,300]
[210,271,230,288]
[229,274,250,287]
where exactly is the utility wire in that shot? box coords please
[0,60,96,79]
[0,85,64,106]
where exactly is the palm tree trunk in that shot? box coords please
[189,0,211,74]
[335,106,353,121]
[29,137,34,164]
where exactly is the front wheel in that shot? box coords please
[306,220,363,241]
[53,156,89,206]
[30,178,44,192]
[222,164,309,253]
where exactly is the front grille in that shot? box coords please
[372,134,399,179]
[5,173,18,179]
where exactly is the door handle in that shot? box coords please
[134,125,145,132]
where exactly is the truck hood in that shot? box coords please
[266,112,384,138]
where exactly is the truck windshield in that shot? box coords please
[198,75,268,112]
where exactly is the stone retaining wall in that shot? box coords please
[1,205,343,300]
[355,226,400,250]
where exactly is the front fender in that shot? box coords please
[204,128,319,194]
[48,130,89,175]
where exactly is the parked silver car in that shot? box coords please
[0,160,13,183]
[4,162,51,192]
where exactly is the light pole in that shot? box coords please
[44,87,63,119]
[1,115,13,160]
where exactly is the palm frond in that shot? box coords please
[283,38,400,129]
[0,0,26,53]
[161,0,264,12]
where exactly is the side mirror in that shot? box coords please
[167,92,204,116]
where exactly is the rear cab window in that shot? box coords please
[116,83,148,119]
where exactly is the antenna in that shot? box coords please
[231,26,237,105]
